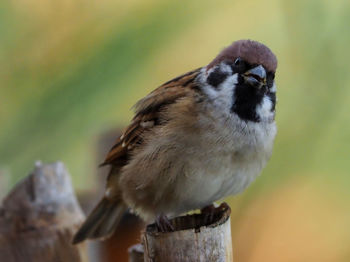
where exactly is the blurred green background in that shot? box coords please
[1,0,350,261]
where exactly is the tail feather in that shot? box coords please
[72,197,127,244]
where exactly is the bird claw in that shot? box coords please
[201,204,216,225]
[201,202,229,225]
[156,214,174,232]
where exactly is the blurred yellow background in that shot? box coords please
[1,0,350,261]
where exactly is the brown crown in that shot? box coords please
[207,40,278,73]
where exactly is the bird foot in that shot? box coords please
[156,214,174,233]
[201,204,216,225]
[201,202,229,225]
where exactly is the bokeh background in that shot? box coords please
[1,0,350,261]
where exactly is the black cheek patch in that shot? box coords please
[266,72,275,88]
[207,68,228,88]
[267,92,276,111]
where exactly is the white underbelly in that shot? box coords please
[163,116,276,217]
[169,151,267,215]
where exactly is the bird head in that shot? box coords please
[202,40,278,123]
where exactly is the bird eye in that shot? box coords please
[234,58,241,65]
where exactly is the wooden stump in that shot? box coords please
[128,244,144,262]
[0,162,87,262]
[130,203,233,262]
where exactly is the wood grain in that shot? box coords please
[141,203,233,262]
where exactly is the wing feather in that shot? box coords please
[102,68,201,166]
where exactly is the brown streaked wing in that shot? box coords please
[102,67,201,166]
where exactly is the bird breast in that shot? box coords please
[166,106,276,216]
[119,97,276,220]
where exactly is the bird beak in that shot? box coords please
[243,65,267,88]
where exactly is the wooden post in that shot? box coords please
[0,161,87,262]
[130,203,233,262]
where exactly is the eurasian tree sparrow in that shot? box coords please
[73,39,278,243]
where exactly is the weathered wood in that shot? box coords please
[141,204,233,262]
[128,243,144,262]
[0,161,87,262]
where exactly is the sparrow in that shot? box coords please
[73,39,278,244]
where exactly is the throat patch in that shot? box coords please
[231,81,264,122]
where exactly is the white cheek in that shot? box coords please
[218,73,238,97]
[270,82,277,93]
[256,96,274,120]
[204,74,238,112]
[219,63,233,74]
